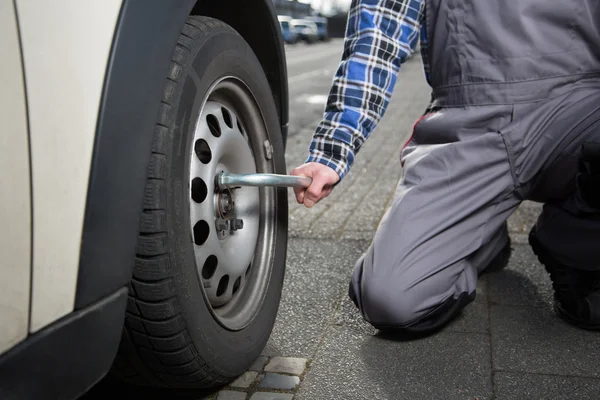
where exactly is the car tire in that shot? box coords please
[111,15,288,389]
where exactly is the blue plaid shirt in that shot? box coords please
[305,0,428,180]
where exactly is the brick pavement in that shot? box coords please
[212,51,600,400]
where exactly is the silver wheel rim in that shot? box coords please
[189,77,275,331]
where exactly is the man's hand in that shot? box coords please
[290,162,340,208]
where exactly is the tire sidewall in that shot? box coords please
[166,27,287,378]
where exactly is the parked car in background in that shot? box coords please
[0,0,290,399]
[290,19,318,44]
[278,15,298,44]
[305,16,328,41]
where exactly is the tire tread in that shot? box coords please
[112,16,233,387]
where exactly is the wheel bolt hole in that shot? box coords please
[202,255,218,280]
[221,107,233,129]
[217,275,229,297]
[193,220,210,246]
[191,178,208,204]
[194,139,212,164]
[232,277,241,295]
[207,114,221,137]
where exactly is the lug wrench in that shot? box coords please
[217,172,312,189]
[215,172,311,235]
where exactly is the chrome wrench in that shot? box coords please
[216,172,312,189]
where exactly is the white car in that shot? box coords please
[0,1,290,399]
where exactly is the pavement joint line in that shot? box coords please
[304,203,332,231]
[485,276,497,399]
[310,286,348,360]
[491,368,600,380]
[487,303,554,310]
[291,237,369,244]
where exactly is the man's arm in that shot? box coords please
[305,0,425,181]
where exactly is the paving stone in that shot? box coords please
[297,325,492,400]
[306,164,390,239]
[339,230,376,241]
[507,201,542,234]
[342,160,401,234]
[249,356,268,372]
[229,371,259,388]
[249,393,294,400]
[263,239,368,357]
[486,244,554,308]
[508,232,529,245]
[289,203,329,238]
[490,305,600,377]
[333,294,378,336]
[258,373,300,390]
[494,371,600,400]
[264,357,308,375]
[217,390,247,400]
[444,281,490,334]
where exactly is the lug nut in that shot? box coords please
[216,218,230,231]
[231,218,244,231]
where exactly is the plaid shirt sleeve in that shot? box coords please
[305,0,426,181]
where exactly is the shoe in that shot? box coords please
[529,225,600,330]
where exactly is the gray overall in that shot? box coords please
[349,0,600,333]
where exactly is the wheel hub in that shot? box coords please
[217,188,235,219]
[214,187,244,240]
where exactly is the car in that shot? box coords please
[290,19,319,44]
[0,1,290,399]
[278,15,298,44]
[305,16,329,41]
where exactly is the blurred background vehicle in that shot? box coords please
[278,15,298,44]
[273,0,349,43]
[305,15,329,41]
[290,19,319,44]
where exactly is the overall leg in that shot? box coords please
[349,105,520,335]
[520,85,600,329]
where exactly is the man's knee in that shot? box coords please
[355,271,476,335]
[360,285,427,328]
[361,285,475,334]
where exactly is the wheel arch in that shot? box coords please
[75,0,289,310]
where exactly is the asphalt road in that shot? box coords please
[86,39,600,399]
[285,39,346,140]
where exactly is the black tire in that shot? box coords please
[111,16,288,388]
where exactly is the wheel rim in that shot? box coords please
[189,77,276,331]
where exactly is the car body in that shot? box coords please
[305,16,328,41]
[290,19,319,44]
[0,1,289,399]
[278,15,298,44]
